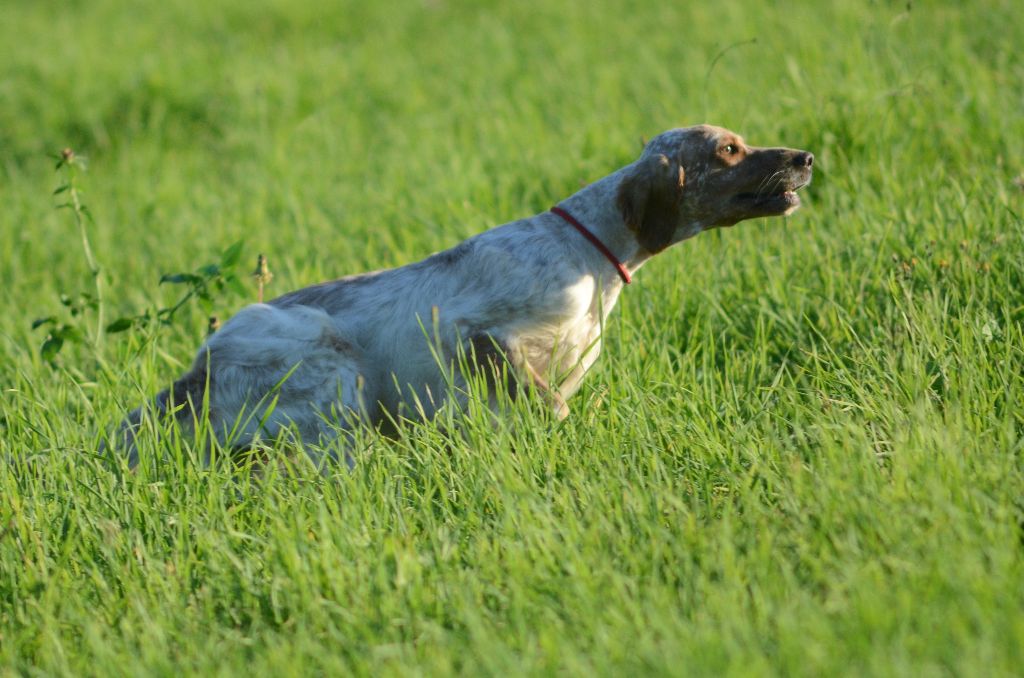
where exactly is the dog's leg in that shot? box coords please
[465,334,569,420]
[198,305,371,470]
[521,360,570,420]
[113,303,372,470]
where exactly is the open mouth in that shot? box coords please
[735,180,809,216]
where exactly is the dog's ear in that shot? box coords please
[616,153,685,254]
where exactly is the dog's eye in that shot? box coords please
[723,144,738,155]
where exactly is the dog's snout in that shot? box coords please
[793,152,814,168]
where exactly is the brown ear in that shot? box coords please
[616,153,685,254]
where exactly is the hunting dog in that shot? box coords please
[115,125,813,467]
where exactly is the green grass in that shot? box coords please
[2,0,1023,674]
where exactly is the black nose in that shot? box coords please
[793,152,814,168]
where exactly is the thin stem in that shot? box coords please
[64,156,105,348]
[160,289,197,323]
[702,38,758,120]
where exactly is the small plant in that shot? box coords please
[31,293,94,363]
[251,253,273,303]
[32,148,246,365]
[104,239,246,335]
[31,149,104,361]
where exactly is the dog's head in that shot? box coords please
[617,125,813,253]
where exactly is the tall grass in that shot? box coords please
[1,0,1022,674]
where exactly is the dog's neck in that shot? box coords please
[555,170,653,287]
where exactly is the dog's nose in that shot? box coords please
[793,152,814,168]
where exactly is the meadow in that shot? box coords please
[1,0,1023,674]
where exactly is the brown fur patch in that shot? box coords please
[616,153,685,254]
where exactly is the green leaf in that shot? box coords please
[55,325,83,343]
[160,272,203,286]
[199,263,221,278]
[40,336,64,362]
[220,240,244,268]
[53,184,70,195]
[106,317,135,333]
[31,316,57,330]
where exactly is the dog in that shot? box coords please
[114,124,813,468]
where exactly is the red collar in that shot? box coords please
[550,206,632,284]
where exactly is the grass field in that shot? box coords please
[2,0,1023,674]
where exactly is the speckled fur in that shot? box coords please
[114,125,812,468]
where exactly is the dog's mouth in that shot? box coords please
[733,177,810,216]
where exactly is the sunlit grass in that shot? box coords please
[1,0,1022,674]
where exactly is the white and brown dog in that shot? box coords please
[115,125,813,467]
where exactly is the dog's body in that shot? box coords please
[116,125,813,467]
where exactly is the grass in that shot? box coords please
[2,0,1023,674]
